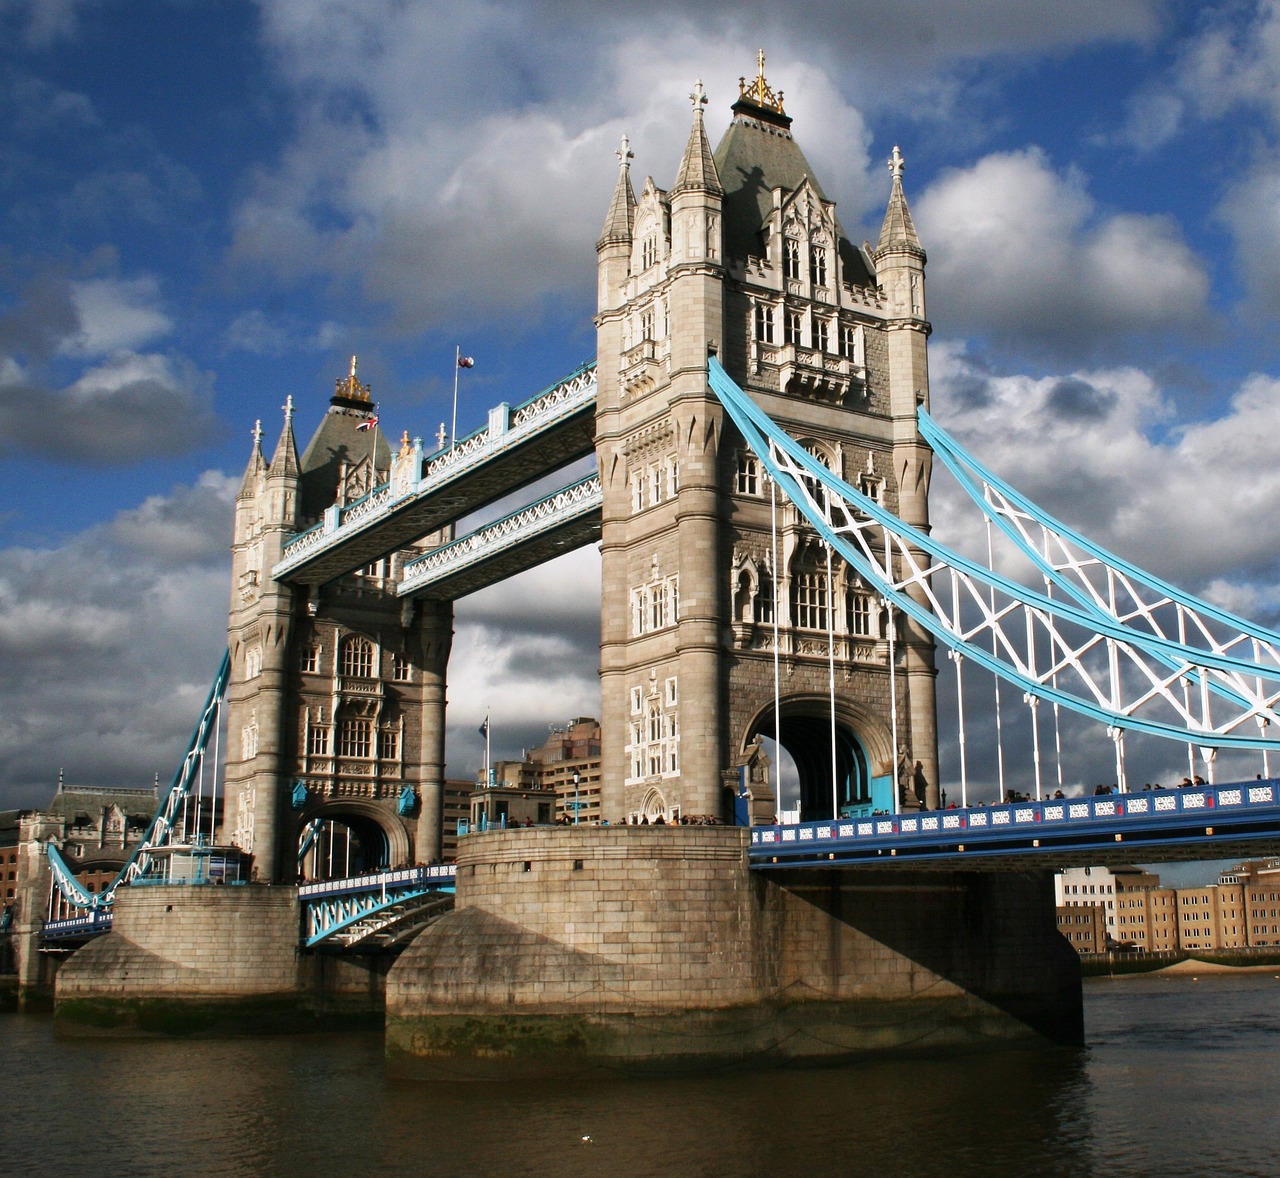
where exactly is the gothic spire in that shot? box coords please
[268,393,300,477]
[673,80,723,195]
[238,418,265,498]
[875,146,924,259]
[598,134,637,247]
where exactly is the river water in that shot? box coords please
[2,971,1278,1177]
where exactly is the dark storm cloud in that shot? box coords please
[1046,376,1117,420]
[0,358,224,465]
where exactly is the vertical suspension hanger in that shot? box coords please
[985,516,1006,801]
[826,540,838,819]
[949,568,968,807]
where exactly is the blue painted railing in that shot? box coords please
[750,779,1280,866]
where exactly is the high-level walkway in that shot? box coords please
[273,363,597,585]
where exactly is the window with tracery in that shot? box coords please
[736,451,760,495]
[785,310,803,347]
[341,636,375,679]
[793,569,829,631]
[339,717,372,759]
[784,237,801,281]
[754,302,774,343]
[810,245,827,287]
[627,679,680,780]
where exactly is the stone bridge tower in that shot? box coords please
[224,362,453,882]
[594,59,938,824]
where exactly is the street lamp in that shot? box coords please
[572,769,581,825]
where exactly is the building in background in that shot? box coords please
[1056,858,1280,955]
[479,718,604,825]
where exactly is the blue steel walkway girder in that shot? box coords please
[750,779,1280,871]
[300,866,456,949]
[398,474,602,600]
[273,363,598,586]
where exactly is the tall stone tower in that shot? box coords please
[224,362,453,882]
[594,59,938,825]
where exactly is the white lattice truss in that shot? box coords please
[708,358,1280,752]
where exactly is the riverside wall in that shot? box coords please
[385,826,1082,1077]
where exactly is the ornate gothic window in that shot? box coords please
[736,451,759,495]
[810,245,827,287]
[847,587,872,636]
[641,234,658,270]
[754,302,774,343]
[813,317,830,353]
[341,636,375,679]
[784,237,801,281]
[793,567,829,631]
[339,717,372,759]
[380,727,400,762]
[391,652,412,682]
[785,310,803,347]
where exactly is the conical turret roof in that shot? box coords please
[875,146,925,260]
[673,81,722,196]
[598,135,637,247]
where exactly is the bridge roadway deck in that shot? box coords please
[750,779,1280,871]
[274,364,597,586]
[398,474,601,600]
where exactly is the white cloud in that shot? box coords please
[914,149,1209,351]
[237,0,1165,334]
[1218,159,1280,318]
[931,343,1280,613]
[0,475,236,808]
[64,276,172,356]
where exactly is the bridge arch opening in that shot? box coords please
[747,697,891,822]
[296,802,410,881]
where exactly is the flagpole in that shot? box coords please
[451,346,460,451]
[484,710,491,785]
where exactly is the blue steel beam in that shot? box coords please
[47,650,231,913]
[273,363,598,586]
[300,865,456,948]
[750,779,1280,870]
[707,358,1280,748]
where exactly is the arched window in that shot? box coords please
[784,237,801,281]
[342,636,375,679]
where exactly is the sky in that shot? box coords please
[4,1,1280,883]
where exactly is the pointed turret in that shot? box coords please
[238,420,265,500]
[673,81,722,196]
[268,395,300,478]
[874,146,925,262]
[597,135,637,248]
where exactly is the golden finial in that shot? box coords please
[334,353,372,403]
[399,429,412,457]
[738,49,785,114]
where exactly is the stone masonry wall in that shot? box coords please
[57,885,304,1001]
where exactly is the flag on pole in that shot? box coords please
[356,416,379,431]
[458,356,475,369]
[478,717,488,738]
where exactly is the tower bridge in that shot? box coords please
[22,57,1280,1072]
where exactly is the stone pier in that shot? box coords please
[385,826,1082,1077]
[54,885,388,1035]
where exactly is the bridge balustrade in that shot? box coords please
[750,779,1280,867]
